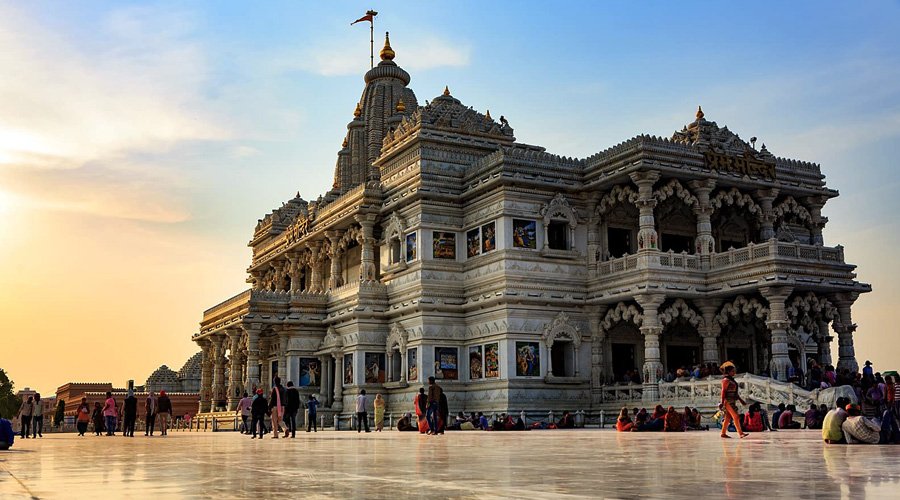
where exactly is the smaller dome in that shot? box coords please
[146,365,181,393]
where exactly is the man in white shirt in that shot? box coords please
[236,392,253,434]
[356,390,370,433]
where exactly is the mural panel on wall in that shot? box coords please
[432,231,456,259]
[298,358,320,387]
[434,347,459,380]
[343,354,354,385]
[512,219,537,249]
[407,347,418,382]
[469,345,483,379]
[365,353,386,384]
[481,221,496,253]
[515,342,540,377]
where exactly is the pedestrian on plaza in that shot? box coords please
[102,392,118,437]
[76,397,91,436]
[356,389,370,433]
[156,391,172,436]
[236,392,252,434]
[122,389,137,437]
[373,393,385,432]
[145,391,158,436]
[285,381,300,438]
[31,393,44,438]
[17,396,33,439]
[426,377,443,436]
[438,390,449,434]
[268,377,289,439]
[250,389,268,439]
[306,395,320,432]
[415,387,428,433]
[0,417,14,450]
[719,361,748,439]
[91,401,104,436]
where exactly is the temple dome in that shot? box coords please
[177,352,202,393]
[145,365,181,393]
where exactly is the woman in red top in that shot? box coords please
[616,407,633,432]
[720,361,748,438]
[742,403,764,432]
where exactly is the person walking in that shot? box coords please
[17,396,33,439]
[76,398,91,436]
[306,395,320,432]
[285,381,300,438]
[268,377,289,439]
[145,392,158,436]
[91,402,104,436]
[31,393,44,438]
[250,389,268,439]
[102,392,118,437]
[236,392,252,434]
[373,393,385,432]
[122,389,137,437]
[719,361,748,439]
[356,389,370,433]
[426,377,443,436]
[156,391,172,436]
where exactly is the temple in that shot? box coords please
[191,34,870,419]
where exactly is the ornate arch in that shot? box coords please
[541,312,582,348]
[383,212,406,242]
[338,225,363,250]
[715,295,769,326]
[597,185,639,215]
[541,193,578,227]
[385,323,408,353]
[710,187,761,215]
[786,292,838,333]
[654,179,699,209]
[773,196,813,225]
[319,326,343,351]
[598,302,643,338]
[658,298,705,330]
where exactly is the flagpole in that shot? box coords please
[370,18,374,69]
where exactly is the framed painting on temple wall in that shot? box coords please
[469,345,483,379]
[485,343,500,378]
[466,228,481,258]
[481,221,496,253]
[298,358,320,387]
[512,219,537,249]
[364,353,386,384]
[434,347,458,380]
[432,231,456,259]
[407,347,418,382]
[515,342,540,377]
[343,354,354,385]
[406,232,417,262]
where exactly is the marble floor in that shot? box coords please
[1,429,899,499]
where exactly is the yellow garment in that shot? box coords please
[374,401,385,427]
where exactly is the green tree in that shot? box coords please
[0,368,22,419]
[54,399,66,427]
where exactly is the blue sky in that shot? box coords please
[2,1,899,392]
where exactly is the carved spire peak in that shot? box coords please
[380,31,395,61]
[443,85,451,97]
[353,102,362,118]
[342,135,349,148]
[485,109,492,121]
[395,97,406,113]
[696,105,705,121]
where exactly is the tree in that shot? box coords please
[0,368,22,419]
[54,399,66,428]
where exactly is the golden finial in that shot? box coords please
[380,31,395,61]
[696,106,704,120]
[443,86,450,97]
[353,102,362,118]
[485,109,492,121]
[395,97,406,113]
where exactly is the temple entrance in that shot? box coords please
[726,348,751,373]
[666,345,700,374]
[551,342,575,377]
[391,349,402,382]
[611,343,637,383]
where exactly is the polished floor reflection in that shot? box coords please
[1,430,899,498]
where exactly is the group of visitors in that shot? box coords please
[238,377,322,439]
[71,390,173,437]
[14,393,45,439]
[662,363,725,383]
[822,396,900,444]
[617,405,708,432]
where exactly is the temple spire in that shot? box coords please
[696,105,704,121]
[380,31,395,61]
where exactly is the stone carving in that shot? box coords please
[658,299,704,329]
[710,187,761,215]
[386,323,408,353]
[598,302,643,339]
[654,179,698,209]
[715,295,769,326]
[597,185,639,215]
[540,193,578,227]
[773,196,813,225]
[541,312,582,348]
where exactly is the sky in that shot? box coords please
[1,1,899,395]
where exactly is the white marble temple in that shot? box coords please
[1,430,899,498]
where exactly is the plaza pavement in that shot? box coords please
[1,429,898,498]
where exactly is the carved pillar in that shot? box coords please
[286,252,303,293]
[277,330,289,384]
[833,292,859,373]
[816,319,834,367]
[586,195,600,273]
[762,286,793,381]
[325,230,344,289]
[259,337,271,388]
[332,353,344,411]
[244,324,261,394]
[589,306,608,388]
[689,180,716,265]
[636,293,665,401]
[696,298,723,367]
[805,196,827,246]
[226,329,242,410]
[630,171,660,251]
[320,355,330,404]
[198,339,212,413]
[356,214,378,281]
[400,347,408,383]
[249,270,264,291]
[209,335,226,410]
[757,189,779,241]
[307,242,323,293]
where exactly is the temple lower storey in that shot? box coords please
[191,34,870,419]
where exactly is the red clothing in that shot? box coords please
[664,412,684,432]
[616,418,633,432]
[743,412,764,432]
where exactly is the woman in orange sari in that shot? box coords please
[414,387,428,433]
[720,361,749,439]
